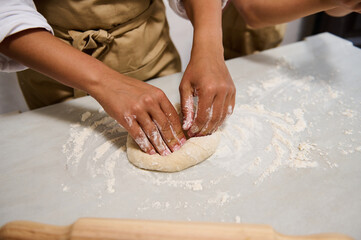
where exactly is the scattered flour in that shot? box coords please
[356,146,361,152]
[262,76,287,90]
[151,176,204,192]
[60,56,358,214]
[344,130,353,135]
[63,112,127,194]
[326,161,339,168]
[213,103,319,185]
[61,184,69,192]
[207,192,231,207]
[327,86,341,99]
[293,109,307,132]
[62,125,93,166]
[93,139,118,163]
[81,111,91,122]
[342,109,356,118]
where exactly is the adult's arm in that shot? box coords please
[0,0,53,72]
[180,0,236,137]
[0,28,186,155]
[326,4,361,17]
[232,0,361,29]
[168,0,228,19]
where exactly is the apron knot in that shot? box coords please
[68,29,114,58]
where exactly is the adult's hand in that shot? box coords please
[231,0,361,28]
[92,75,186,156]
[0,29,185,155]
[179,48,235,137]
[181,0,236,137]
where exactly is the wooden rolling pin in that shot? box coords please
[0,218,353,240]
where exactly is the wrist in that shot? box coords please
[191,33,224,61]
[86,67,129,103]
[184,0,224,58]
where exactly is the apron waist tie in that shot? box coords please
[68,29,114,58]
[60,0,155,59]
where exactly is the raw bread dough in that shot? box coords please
[126,131,221,172]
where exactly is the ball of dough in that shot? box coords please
[126,131,221,172]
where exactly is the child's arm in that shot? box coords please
[231,0,361,28]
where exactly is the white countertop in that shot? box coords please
[1,33,360,238]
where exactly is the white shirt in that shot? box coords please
[169,0,227,19]
[0,0,53,72]
[0,0,227,72]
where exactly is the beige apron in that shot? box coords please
[222,2,286,60]
[18,0,181,109]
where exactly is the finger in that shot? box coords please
[179,81,195,131]
[123,115,156,155]
[150,107,184,153]
[218,92,236,129]
[136,112,171,156]
[158,101,187,150]
[198,93,226,136]
[188,90,215,137]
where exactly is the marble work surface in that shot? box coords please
[1,33,360,238]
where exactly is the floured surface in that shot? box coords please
[1,34,361,238]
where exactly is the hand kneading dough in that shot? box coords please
[126,132,221,172]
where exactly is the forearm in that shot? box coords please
[232,0,338,28]
[180,0,235,136]
[326,7,354,17]
[183,0,224,57]
[0,28,119,97]
[0,28,187,154]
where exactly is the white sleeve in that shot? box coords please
[0,0,53,72]
[168,0,228,19]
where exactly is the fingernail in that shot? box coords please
[150,149,157,155]
[182,118,192,131]
[162,149,171,156]
[180,137,187,145]
[173,144,181,151]
[188,125,198,137]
